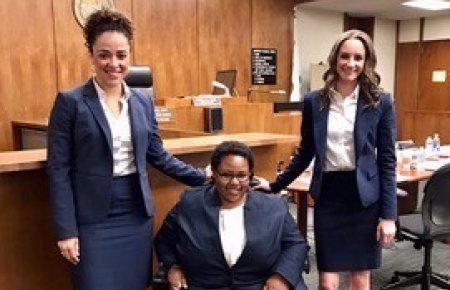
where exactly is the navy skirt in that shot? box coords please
[71,174,152,290]
[314,171,380,272]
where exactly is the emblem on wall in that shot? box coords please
[73,0,115,27]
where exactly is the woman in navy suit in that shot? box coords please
[257,30,397,290]
[155,141,308,290]
[47,9,206,290]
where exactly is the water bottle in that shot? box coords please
[417,146,425,170]
[425,136,433,158]
[433,133,441,152]
[410,150,418,170]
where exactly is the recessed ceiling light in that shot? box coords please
[402,0,450,10]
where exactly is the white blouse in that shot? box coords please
[94,80,137,176]
[219,203,246,267]
[324,86,358,172]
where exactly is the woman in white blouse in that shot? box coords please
[155,141,308,290]
[47,9,206,290]
[257,30,397,290]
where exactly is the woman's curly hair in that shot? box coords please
[210,141,255,179]
[83,9,133,53]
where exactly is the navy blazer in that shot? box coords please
[47,79,206,240]
[155,185,308,290]
[270,90,397,220]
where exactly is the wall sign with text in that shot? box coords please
[251,48,277,85]
[154,106,174,123]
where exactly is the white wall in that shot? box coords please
[398,19,420,43]
[424,14,450,40]
[295,7,343,97]
[293,7,397,97]
[374,18,397,95]
[399,14,450,42]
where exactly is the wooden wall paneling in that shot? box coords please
[404,111,450,145]
[52,0,91,91]
[198,0,252,97]
[435,112,450,144]
[0,0,57,150]
[133,0,198,100]
[401,112,415,142]
[395,42,420,140]
[412,112,438,144]
[251,0,294,99]
[418,40,450,111]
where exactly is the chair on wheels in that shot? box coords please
[382,163,450,290]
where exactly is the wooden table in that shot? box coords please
[287,167,435,239]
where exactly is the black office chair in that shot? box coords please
[382,163,450,290]
[124,65,152,88]
[124,65,154,99]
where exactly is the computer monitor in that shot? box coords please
[212,69,237,95]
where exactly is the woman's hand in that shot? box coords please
[204,164,213,183]
[252,176,271,192]
[167,264,187,290]
[377,219,396,246]
[57,237,80,265]
[264,273,290,290]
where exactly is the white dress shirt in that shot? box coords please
[324,86,359,172]
[94,80,137,176]
[219,203,246,267]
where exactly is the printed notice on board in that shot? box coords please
[251,48,277,85]
[154,107,174,123]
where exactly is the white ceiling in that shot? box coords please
[298,0,450,20]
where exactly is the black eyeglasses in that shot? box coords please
[216,172,250,182]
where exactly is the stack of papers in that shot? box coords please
[423,159,450,171]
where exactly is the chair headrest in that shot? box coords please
[124,65,153,88]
